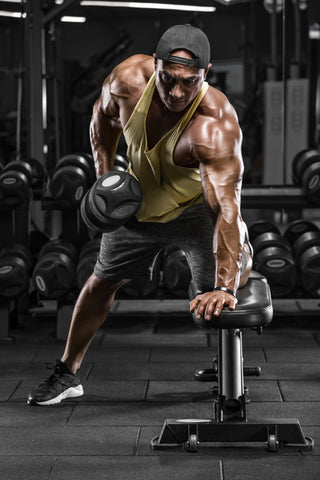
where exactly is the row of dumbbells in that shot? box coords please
[1,147,319,209]
[0,239,191,301]
[249,219,320,298]
[0,153,129,208]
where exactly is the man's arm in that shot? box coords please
[190,104,246,319]
[89,72,123,178]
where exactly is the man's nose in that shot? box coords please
[169,83,184,99]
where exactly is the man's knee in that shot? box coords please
[84,273,127,297]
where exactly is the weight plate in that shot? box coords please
[248,221,280,242]
[252,232,291,255]
[299,245,320,297]
[254,246,297,297]
[293,231,320,260]
[292,149,320,185]
[302,161,320,204]
[283,220,319,245]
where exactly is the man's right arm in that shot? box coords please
[89,74,123,178]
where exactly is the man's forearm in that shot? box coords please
[213,217,244,293]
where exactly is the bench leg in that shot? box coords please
[215,329,246,421]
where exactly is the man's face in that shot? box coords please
[154,50,210,113]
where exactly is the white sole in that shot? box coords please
[36,384,84,406]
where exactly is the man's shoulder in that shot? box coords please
[109,55,154,94]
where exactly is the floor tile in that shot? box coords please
[68,401,213,426]
[223,456,320,479]
[0,427,138,455]
[278,380,320,401]
[50,455,222,480]
[0,456,54,480]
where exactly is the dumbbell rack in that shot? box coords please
[0,200,30,342]
[242,185,320,315]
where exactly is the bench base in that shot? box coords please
[151,418,314,452]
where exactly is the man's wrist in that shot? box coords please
[213,286,237,298]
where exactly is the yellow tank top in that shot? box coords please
[123,73,208,223]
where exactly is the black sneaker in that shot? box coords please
[27,360,84,406]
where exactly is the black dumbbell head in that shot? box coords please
[299,245,320,297]
[113,154,129,172]
[0,160,33,206]
[292,149,320,186]
[248,221,280,242]
[0,244,32,297]
[283,219,319,245]
[81,171,142,232]
[293,231,320,260]
[254,246,297,297]
[302,161,320,204]
[252,232,291,255]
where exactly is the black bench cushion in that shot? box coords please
[189,271,273,329]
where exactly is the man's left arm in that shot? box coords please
[190,113,246,320]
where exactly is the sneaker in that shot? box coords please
[27,360,84,406]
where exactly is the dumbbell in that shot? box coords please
[76,237,101,290]
[81,171,142,233]
[27,158,47,189]
[0,244,33,298]
[0,160,33,206]
[50,153,96,207]
[32,239,78,299]
[113,154,129,172]
[252,228,297,298]
[248,220,280,242]
[292,149,320,204]
[162,246,192,298]
[292,231,320,297]
[283,219,319,246]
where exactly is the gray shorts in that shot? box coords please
[94,203,250,292]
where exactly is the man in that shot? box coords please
[28,24,252,406]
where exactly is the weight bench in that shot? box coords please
[151,271,314,452]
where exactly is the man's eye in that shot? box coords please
[184,78,197,86]
[161,74,174,84]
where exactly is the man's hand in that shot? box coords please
[189,290,238,320]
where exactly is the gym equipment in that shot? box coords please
[253,245,297,298]
[32,239,78,299]
[113,154,129,172]
[0,244,33,298]
[283,219,319,245]
[26,157,47,189]
[151,272,314,452]
[76,238,101,290]
[251,231,291,255]
[162,246,191,298]
[0,160,33,206]
[248,220,280,242]
[292,149,320,204]
[50,153,96,207]
[250,222,297,297]
[81,171,142,233]
[293,231,320,297]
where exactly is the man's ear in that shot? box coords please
[204,63,212,78]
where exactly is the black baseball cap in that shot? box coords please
[155,24,211,69]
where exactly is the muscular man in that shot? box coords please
[28,24,252,406]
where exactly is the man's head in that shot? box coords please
[154,25,211,112]
[155,24,211,69]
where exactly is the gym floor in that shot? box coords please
[1,299,320,480]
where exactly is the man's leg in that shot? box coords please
[61,274,127,373]
[27,274,126,406]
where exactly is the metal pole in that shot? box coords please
[25,0,44,164]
